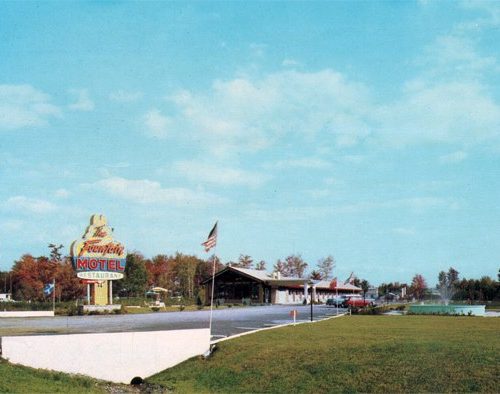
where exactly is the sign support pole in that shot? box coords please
[336,286,338,316]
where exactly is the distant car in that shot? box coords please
[342,295,374,308]
[326,296,346,307]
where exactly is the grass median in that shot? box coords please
[148,315,500,393]
[0,358,129,393]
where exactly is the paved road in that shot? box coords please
[0,305,346,339]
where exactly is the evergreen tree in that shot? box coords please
[122,253,148,297]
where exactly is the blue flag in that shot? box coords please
[43,283,54,296]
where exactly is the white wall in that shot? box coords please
[0,311,54,318]
[2,328,210,384]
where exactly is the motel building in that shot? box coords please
[202,266,362,305]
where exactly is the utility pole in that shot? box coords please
[309,281,314,322]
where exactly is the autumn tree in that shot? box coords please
[145,254,172,289]
[410,274,427,300]
[55,257,85,301]
[11,254,54,301]
[310,270,322,280]
[317,255,335,280]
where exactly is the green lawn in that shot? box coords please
[1,316,498,393]
[0,358,130,393]
[148,315,500,393]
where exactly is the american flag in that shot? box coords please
[201,222,218,252]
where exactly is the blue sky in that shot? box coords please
[1,1,499,285]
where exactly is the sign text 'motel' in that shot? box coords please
[70,214,126,280]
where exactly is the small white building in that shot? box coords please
[0,293,13,302]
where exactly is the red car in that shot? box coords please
[342,296,374,308]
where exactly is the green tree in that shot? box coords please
[284,254,308,278]
[122,253,148,297]
[0,271,11,293]
[48,243,64,263]
[317,255,335,280]
[255,260,266,270]
[237,254,253,269]
[173,253,203,299]
[273,259,286,276]
[360,279,370,300]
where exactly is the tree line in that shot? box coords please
[2,245,497,303]
[378,268,500,302]
[0,246,340,302]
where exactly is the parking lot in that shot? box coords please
[0,304,346,339]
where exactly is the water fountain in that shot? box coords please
[408,280,485,316]
[408,303,485,316]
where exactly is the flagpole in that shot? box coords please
[52,278,56,313]
[201,221,218,352]
[208,250,217,340]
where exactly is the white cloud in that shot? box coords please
[393,227,416,236]
[95,177,222,206]
[1,219,24,232]
[68,89,94,111]
[249,43,267,57]
[0,84,61,130]
[458,1,500,31]
[269,157,332,170]
[439,151,468,164]
[282,58,300,67]
[173,160,269,188]
[421,35,496,78]
[162,64,500,154]
[306,189,331,199]
[55,188,71,198]
[143,109,171,139]
[109,90,143,103]
[335,197,458,214]
[377,81,500,146]
[5,196,56,214]
[166,69,372,155]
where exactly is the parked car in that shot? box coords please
[342,295,374,308]
[326,296,346,307]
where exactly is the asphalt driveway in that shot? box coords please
[0,304,346,339]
